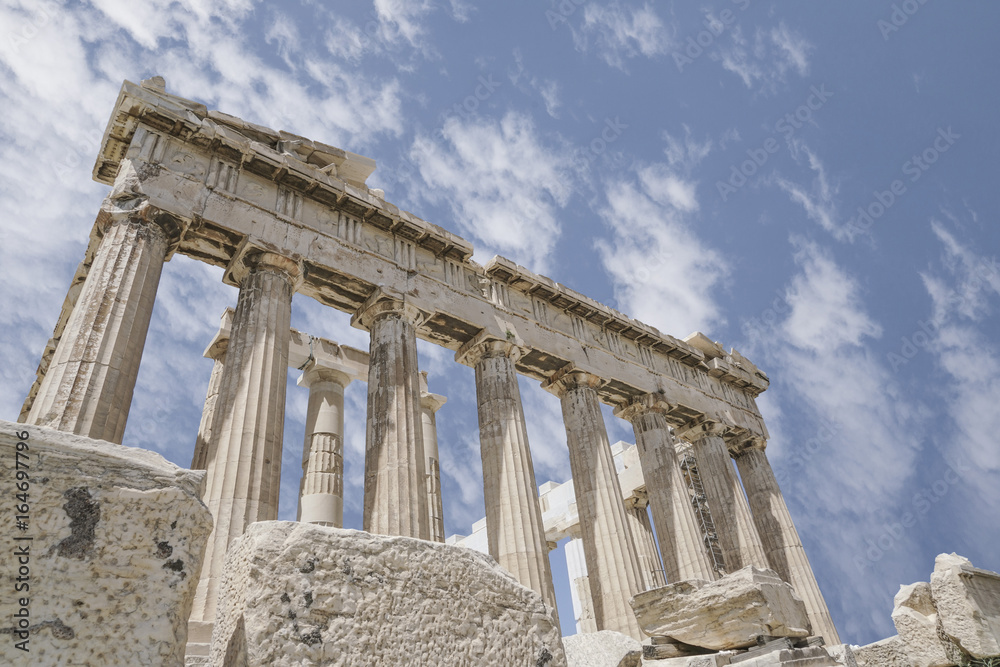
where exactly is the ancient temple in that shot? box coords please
[16,77,851,665]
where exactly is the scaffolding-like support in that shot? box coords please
[679,448,727,576]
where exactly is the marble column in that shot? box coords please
[731,458,771,570]
[616,396,717,583]
[543,368,644,640]
[190,251,300,625]
[676,418,766,573]
[418,371,447,543]
[191,310,232,471]
[457,334,557,609]
[625,496,666,590]
[565,537,598,635]
[296,364,350,527]
[352,289,429,540]
[734,441,841,645]
[26,199,180,443]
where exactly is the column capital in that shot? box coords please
[225,247,304,289]
[540,364,604,398]
[419,371,447,413]
[351,287,428,331]
[97,196,185,257]
[203,308,234,361]
[726,430,767,456]
[454,330,529,367]
[298,362,352,390]
[613,393,674,423]
[674,415,727,442]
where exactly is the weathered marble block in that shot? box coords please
[630,567,811,650]
[852,635,913,667]
[209,521,565,666]
[0,420,213,667]
[891,581,961,667]
[930,552,1000,659]
[564,629,641,667]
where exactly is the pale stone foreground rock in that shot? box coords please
[853,635,912,667]
[564,630,641,667]
[931,552,1000,659]
[630,567,811,650]
[209,521,566,666]
[891,582,962,667]
[0,420,212,667]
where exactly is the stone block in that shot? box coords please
[853,635,913,667]
[630,567,811,650]
[930,552,1000,659]
[209,521,565,666]
[0,421,213,666]
[565,630,641,667]
[891,582,962,667]
[824,644,859,667]
[731,646,838,666]
[641,653,734,666]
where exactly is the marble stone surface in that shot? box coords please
[0,420,212,667]
[209,521,565,666]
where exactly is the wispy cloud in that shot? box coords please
[772,144,845,240]
[716,21,813,92]
[572,2,672,71]
[409,111,576,272]
[595,158,729,336]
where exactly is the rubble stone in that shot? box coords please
[209,521,565,666]
[0,421,212,667]
[891,582,961,667]
[630,567,811,650]
[930,552,1000,659]
[565,630,642,667]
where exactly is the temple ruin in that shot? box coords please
[9,76,895,665]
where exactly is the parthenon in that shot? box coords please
[18,77,842,663]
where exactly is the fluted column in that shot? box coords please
[616,396,717,583]
[676,418,766,573]
[543,368,644,639]
[26,197,180,443]
[190,251,300,624]
[191,310,232,471]
[457,334,557,608]
[625,496,666,590]
[734,441,840,644]
[418,372,448,543]
[731,458,770,569]
[352,289,429,540]
[297,364,350,527]
[565,537,598,635]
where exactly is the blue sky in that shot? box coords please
[1,0,998,645]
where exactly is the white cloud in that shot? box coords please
[772,144,846,241]
[716,22,813,93]
[409,111,576,272]
[661,125,713,173]
[594,160,729,336]
[572,2,672,71]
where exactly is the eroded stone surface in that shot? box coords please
[930,552,1000,659]
[853,635,913,667]
[0,421,212,667]
[630,567,810,650]
[891,582,961,667]
[209,521,565,666]
[565,630,642,667]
